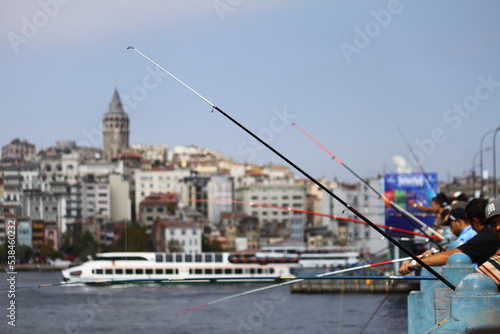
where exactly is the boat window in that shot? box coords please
[195,254,202,262]
[165,254,173,262]
[195,269,202,275]
[175,254,183,262]
[156,254,164,263]
[126,269,133,275]
[249,268,255,274]
[116,269,123,274]
[105,269,113,275]
[270,268,275,274]
[215,254,223,262]
[146,269,153,275]
[165,269,173,274]
[257,269,262,274]
[185,254,193,262]
[205,254,212,262]
[215,269,222,274]
[224,269,232,274]
[136,269,144,275]
[155,269,163,275]
[205,269,213,274]
[235,269,242,274]
[96,269,103,275]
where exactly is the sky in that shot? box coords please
[1,0,499,185]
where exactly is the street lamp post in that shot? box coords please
[493,126,500,197]
[480,128,496,197]
[472,147,491,197]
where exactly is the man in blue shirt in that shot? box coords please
[442,207,477,247]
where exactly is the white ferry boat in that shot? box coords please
[255,245,360,269]
[61,252,298,284]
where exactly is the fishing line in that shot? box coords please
[127,46,455,293]
[359,280,400,334]
[173,257,423,316]
[185,199,441,240]
[292,123,445,250]
[397,126,438,196]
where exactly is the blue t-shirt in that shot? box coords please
[457,225,477,244]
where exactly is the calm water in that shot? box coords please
[0,271,408,334]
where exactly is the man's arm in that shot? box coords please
[399,248,462,275]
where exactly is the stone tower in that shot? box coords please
[103,86,130,161]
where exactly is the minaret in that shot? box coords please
[103,84,130,161]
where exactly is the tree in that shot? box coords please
[74,230,98,261]
[0,243,6,264]
[39,242,62,260]
[110,221,152,252]
[17,245,33,263]
[167,239,183,253]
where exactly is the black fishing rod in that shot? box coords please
[126,46,455,291]
[292,123,446,252]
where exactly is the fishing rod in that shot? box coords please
[126,46,455,292]
[397,126,439,196]
[292,123,445,247]
[174,256,422,316]
[186,199,441,240]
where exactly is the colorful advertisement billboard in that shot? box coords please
[384,173,438,235]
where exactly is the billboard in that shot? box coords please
[384,173,438,234]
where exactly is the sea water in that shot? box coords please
[0,271,408,334]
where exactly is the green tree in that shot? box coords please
[167,239,183,252]
[39,242,62,260]
[202,234,211,252]
[110,222,152,252]
[0,243,6,264]
[17,245,33,264]
[74,230,98,261]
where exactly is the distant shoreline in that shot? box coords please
[1,264,70,272]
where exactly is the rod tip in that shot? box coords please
[127,46,134,50]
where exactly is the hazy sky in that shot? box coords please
[1,1,499,184]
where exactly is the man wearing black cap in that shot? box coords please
[399,198,499,275]
[476,197,500,289]
[442,207,477,245]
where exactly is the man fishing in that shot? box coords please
[476,197,500,290]
[399,198,500,274]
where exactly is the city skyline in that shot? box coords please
[1,1,499,183]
